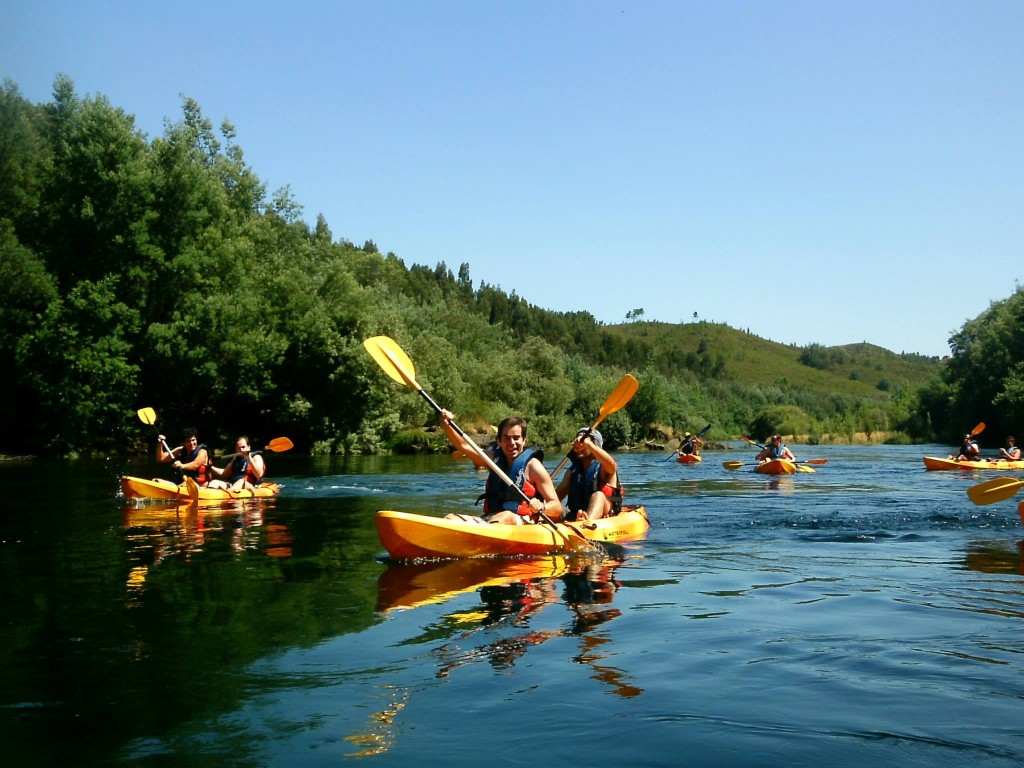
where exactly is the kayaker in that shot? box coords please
[555,428,622,522]
[208,435,266,490]
[756,434,796,463]
[948,433,980,462]
[156,427,211,485]
[996,436,1019,461]
[440,411,563,525]
[677,431,703,457]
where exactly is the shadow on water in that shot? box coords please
[0,458,395,767]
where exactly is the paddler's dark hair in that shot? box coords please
[497,416,527,440]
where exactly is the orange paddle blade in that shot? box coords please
[266,437,294,452]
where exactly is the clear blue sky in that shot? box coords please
[5,1,1022,357]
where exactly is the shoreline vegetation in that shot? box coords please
[1,76,1020,459]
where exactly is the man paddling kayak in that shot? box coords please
[156,427,211,486]
[440,411,563,525]
[948,433,981,461]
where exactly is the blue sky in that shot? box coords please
[5,1,1022,357]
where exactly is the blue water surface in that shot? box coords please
[1,444,1022,767]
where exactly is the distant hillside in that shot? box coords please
[604,321,941,398]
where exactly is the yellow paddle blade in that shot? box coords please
[600,374,639,418]
[722,461,745,470]
[137,407,157,426]
[971,421,986,436]
[965,476,1024,506]
[184,475,200,504]
[266,437,294,453]
[363,336,418,388]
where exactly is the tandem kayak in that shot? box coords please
[676,453,702,464]
[120,475,281,504]
[754,459,797,475]
[376,505,650,560]
[923,456,1024,471]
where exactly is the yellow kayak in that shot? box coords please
[375,505,650,560]
[923,456,1024,471]
[120,475,280,504]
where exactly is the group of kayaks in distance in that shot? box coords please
[121,362,1024,560]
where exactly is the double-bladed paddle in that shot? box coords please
[363,335,598,554]
[548,373,639,479]
[722,459,828,470]
[965,476,1024,506]
[664,423,712,461]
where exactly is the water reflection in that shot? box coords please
[963,539,1024,576]
[378,552,643,698]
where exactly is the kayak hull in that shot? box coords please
[120,475,280,503]
[376,505,650,560]
[754,459,797,475]
[676,454,702,464]
[923,456,1024,471]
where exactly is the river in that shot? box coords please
[1,444,1022,766]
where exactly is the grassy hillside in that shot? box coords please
[605,321,941,397]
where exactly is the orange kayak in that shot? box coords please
[754,459,797,475]
[375,505,650,560]
[676,454,702,464]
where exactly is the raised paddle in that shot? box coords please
[665,423,712,461]
[137,406,175,456]
[965,476,1024,506]
[549,373,640,479]
[218,437,294,460]
[363,335,597,553]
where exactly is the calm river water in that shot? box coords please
[2,443,1023,767]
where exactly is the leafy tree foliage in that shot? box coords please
[0,76,968,456]
[926,286,1024,441]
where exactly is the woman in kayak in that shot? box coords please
[996,436,1020,461]
[440,411,563,525]
[208,435,266,491]
[156,427,211,485]
[756,434,796,463]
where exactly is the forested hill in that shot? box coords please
[0,76,977,457]
[604,322,940,396]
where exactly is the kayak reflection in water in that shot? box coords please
[432,556,641,699]
[439,411,563,525]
